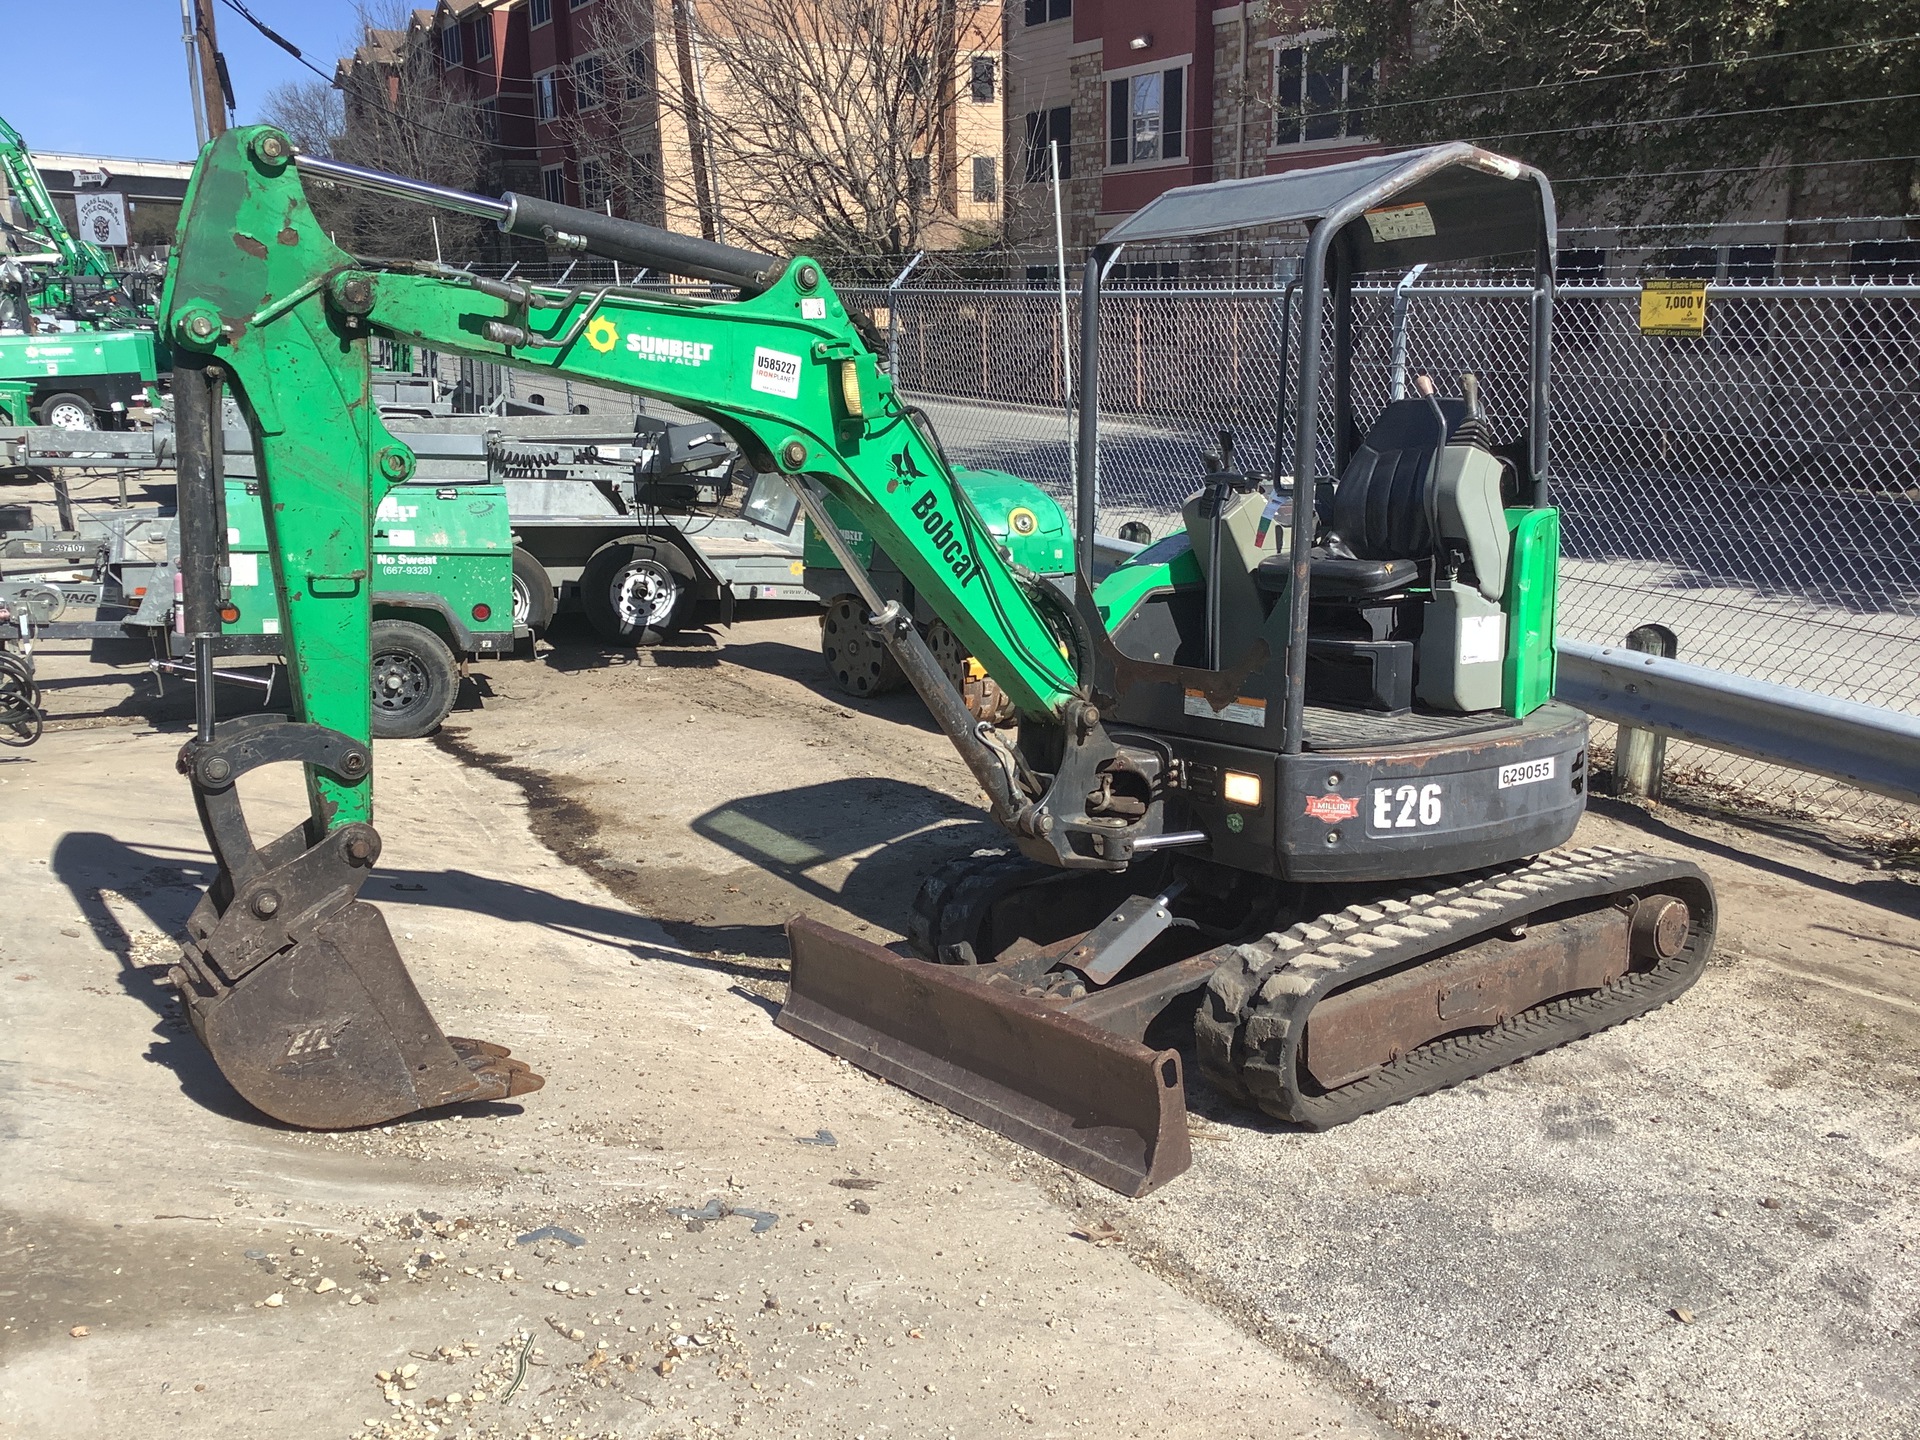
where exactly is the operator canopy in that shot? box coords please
[1098,142,1553,270]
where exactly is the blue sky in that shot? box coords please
[7,1,358,160]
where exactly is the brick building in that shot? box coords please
[342,0,1006,256]
[1004,0,1380,249]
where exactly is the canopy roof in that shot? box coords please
[1098,142,1553,270]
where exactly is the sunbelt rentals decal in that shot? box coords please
[578,314,716,368]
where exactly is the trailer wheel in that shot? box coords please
[581,542,688,645]
[924,620,1015,725]
[369,619,459,739]
[36,392,96,431]
[821,594,905,698]
[510,546,554,632]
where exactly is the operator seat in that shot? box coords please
[1252,396,1466,600]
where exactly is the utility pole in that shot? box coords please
[194,0,230,140]
[181,0,208,147]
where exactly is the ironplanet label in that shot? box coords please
[909,489,985,587]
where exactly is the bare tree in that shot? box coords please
[317,4,494,257]
[569,0,987,261]
[258,81,346,159]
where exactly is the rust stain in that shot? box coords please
[233,233,268,260]
[277,227,300,247]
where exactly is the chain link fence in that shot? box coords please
[848,268,1920,833]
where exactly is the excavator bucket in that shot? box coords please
[170,716,542,1130]
[175,896,541,1130]
[779,917,1191,1196]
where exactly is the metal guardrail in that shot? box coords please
[1557,639,1920,807]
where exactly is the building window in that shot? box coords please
[1272,39,1373,145]
[1108,68,1184,166]
[630,151,660,200]
[1852,238,1920,281]
[575,53,605,110]
[542,165,566,204]
[1725,244,1777,282]
[970,56,996,103]
[1023,0,1070,24]
[906,155,930,205]
[529,0,552,27]
[1023,106,1070,183]
[971,156,998,203]
[905,55,929,93]
[479,98,500,141]
[474,19,492,61]
[1556,248,1605,284]
[625,46,654,99]
[442,24,462,65]
[535,70,559,121]
[571,0,593,7]
[581,158,608,210]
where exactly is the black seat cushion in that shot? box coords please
[1254,553,1420,598]
[1323,398,1466,560]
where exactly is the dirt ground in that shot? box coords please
[4,597,1919,1440]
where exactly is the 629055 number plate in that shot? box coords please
[1498,756,1556,788]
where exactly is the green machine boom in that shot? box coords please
[159,131,1713,1192]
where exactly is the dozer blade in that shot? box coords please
[175,900,543,1130]
[779,917,1190,1197]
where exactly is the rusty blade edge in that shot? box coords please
[779,917,1192,1198]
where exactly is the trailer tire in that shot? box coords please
[36,392,96,431]
[510,546,555,633]
[581,541,688,646]
[369,618,459,739]
[821,594,905,698]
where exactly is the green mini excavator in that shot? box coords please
[158,129,1715,1192]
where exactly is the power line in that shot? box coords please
[1559,153,1920,186]
[1468,89,1920,146]
[218,0,338,87]
[1352,33,1920,119]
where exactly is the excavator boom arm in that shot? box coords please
[0,112,119,284]
[163,129,1084,772]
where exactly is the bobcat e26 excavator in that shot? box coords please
[159,129,1715,1193]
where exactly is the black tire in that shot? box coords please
[821,594,905,698]
[35,392,95,431]
[369,619,459,739]
[580,541,688,646]
[510,546,554,633]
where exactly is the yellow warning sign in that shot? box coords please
[1638,279,1708,336]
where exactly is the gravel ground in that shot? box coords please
[7,559,1918,1439]
[425,609,1920,1440]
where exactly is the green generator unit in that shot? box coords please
[0,328,159,430]
[212,470,515,738]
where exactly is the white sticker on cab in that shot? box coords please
[751,347,803,400]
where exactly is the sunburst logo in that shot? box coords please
[585,316,620,353]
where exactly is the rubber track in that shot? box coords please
[1193,845,1717,1126]
[906,849,1043,964]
